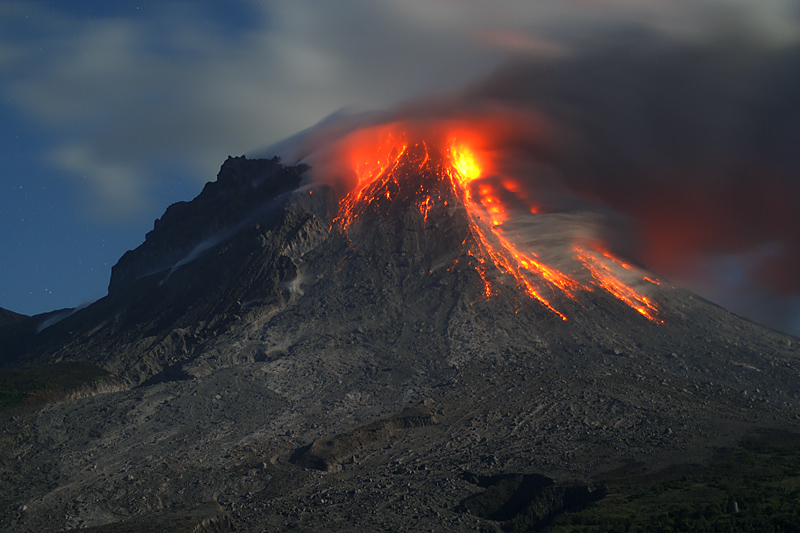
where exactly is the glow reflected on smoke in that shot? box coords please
[328,123,662,322]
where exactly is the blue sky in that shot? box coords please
[2,0,800,335]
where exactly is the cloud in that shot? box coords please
[3,0,799,217]
[0,0,498,216]
[486,42,800,335]
[48,144,147,216]
[466,41,800,291]
[2,3,333,215]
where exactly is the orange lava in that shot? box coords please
[445,141,574,319]
[573,246,662,322]
[334,129,409,229]
[332,125,661,322]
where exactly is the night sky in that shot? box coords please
[2,0,800,336]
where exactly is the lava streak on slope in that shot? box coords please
[331,125,662,322]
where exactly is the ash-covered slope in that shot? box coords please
[2,149,800,532]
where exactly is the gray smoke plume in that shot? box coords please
[275,31,800,335]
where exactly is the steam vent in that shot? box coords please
[2,137,800,531]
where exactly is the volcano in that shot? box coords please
[1,142,800,531]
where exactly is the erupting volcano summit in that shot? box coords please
[332,131,661,322]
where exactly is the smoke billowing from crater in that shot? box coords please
[273,33,800,335]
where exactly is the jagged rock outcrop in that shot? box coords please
[108,156,306,294]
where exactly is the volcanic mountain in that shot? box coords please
[1,142,799,531]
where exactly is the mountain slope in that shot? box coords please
[1,152,799,532]
[0,307,26,327]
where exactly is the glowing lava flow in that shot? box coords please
[573,246,661,322]
[445,142,577,320]
[334,133,661,322]
[335,132,409,229]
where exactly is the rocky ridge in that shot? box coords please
[109,155,307,294]
[0,307,27,328]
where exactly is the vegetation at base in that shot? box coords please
[0,362,112,408]
[542,431,800,532]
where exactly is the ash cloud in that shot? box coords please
[286,27,800,335]
[460,38,800,334]
[9,0,798,218]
